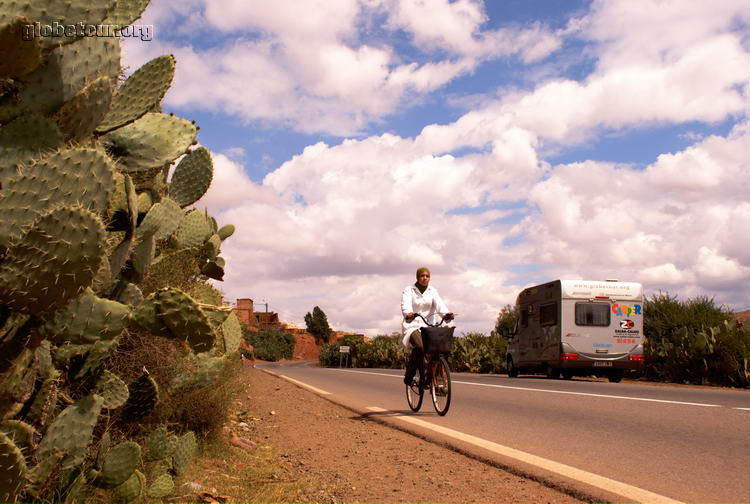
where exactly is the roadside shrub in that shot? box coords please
[643,293,750,386]
[357,335,408,369]
[319,334,366,367]
[450,332,507,373]
[250,329,296,361]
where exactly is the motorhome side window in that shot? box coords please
[575,302,610,326]
[521,307,529,327]
[539,303,557,326]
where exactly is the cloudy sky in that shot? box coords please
[123,0,750,335]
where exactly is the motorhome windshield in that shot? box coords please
[575,302,610,326]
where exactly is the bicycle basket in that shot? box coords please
[421,326,455,356]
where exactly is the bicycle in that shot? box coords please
[405,313,454,416]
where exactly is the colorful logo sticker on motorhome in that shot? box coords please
[620,319,634,329]
[612,303,641,316]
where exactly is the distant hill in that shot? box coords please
[735,310,750,326]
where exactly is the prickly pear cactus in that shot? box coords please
[0,0,237,500]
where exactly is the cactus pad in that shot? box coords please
[187,282,223,305]
[133,234,155,275]
[175,209,213,249]
[0,113,62,173]
[102,113,197,173]
[106,172,138,235]
[52,75,114,141]
[217,224,235,241]
[170,354,228,392]
[97,55,175,132]
[0,16,42,78]
[202,233,222,261]
[0,432,26,503]
[26,377,57,428]
[0,419,37,455]
[95,371,130,409]
[0,207,106,313]
[102,0,150,27]
[0,347,36,419]
[1,0,116,46]
[158,288,215,353]
[18,35,120,114]
[109,235,135,284]
[136,191,153,215]
[75,338,120,379]
[0,147,116,247]
[130,293,170,338]
[37,394,104,469]
[221,312,242,355]
[113,469,145,503]
[137,197,182,240]
[117,282,144,306]
[25,451,65,500]
[169,146,213,207]
[91,441,141,488]
[147,473,174,499]
[96,431,111,469]
[39,288,131,344]
[121,373,158,421]
[171,431,197,477]
[92,257,113,296]
[201,304,232,329]
[144,425,177,462]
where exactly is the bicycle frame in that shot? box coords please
[405,313,453,415]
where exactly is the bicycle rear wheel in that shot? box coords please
[430,356,451,416]
[406,364,424,412]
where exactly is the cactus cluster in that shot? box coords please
[0,0,242,501]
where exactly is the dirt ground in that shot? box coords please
[209,364,586,504]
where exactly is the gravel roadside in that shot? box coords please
[222,364,587,504]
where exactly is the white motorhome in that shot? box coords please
[503,279,645,382]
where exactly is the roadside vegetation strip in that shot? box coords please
[365,406,684,504]
[332,369,723,408]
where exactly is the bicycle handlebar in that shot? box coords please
[408,313,454,327]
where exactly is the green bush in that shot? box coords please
[450,332,507,373]
[319,334,366,367]
[357,335,408,369]
[249,329,296,361]
[643,293,749,386]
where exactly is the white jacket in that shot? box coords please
[400,284,451,348]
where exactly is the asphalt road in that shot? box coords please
[259,362,750,504]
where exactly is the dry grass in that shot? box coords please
[185,439,320,503]
[107,328,241,440]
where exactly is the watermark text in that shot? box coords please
[23,22,153,41]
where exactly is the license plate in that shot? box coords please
[593,361,612,367]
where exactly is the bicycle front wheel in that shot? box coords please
[430,356,451,416]
[406,364,424,412]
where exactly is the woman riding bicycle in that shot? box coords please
[401,267,454,386]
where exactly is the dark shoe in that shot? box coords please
[403,375,414,386]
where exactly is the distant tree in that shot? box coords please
[304,306,332,344]
[493,304,519,336]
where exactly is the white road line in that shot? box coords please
[332,369,723,408]
[734,407,750,410]
[278,374,332,395]
[366,406,684,504]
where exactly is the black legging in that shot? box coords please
[404,329,425,382]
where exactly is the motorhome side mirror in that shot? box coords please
[501,328,511,339]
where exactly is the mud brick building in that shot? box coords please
[233,298,282,332]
